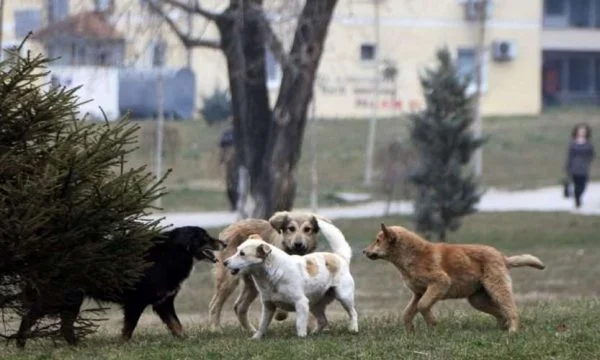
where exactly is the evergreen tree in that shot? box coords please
[408,48,486,242]
[0,43,169,344]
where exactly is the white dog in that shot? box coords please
[223,217,358,339]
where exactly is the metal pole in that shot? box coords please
[309,96,319,212]
[155,67,165,208]
[473,0,487,177]
[186,0,193,67]
[363,0,380,186]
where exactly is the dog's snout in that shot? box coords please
[293,242,305,250]
[362,248,369,255]
[223,259,230,267]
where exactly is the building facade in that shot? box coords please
[1,1,596,118]
[309,0,542,117]
[542,0,600,107]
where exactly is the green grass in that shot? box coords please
[4,303,600,360]
[4,212,600,359]
[129,108,600,212]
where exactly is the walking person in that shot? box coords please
[565,123,595,209]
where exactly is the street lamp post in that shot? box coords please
[363,0,381,186]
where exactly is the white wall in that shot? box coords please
[48,66,120,120]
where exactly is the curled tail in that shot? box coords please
[506,254,545,270]
[316,217,352,263]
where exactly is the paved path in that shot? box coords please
[145,182,600,228]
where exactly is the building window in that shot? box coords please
[14,9,42,38]
[544,0,600,28]
[98,52,109,66]
[77,46,87,65]
[568,57,591,92]
[456,47,488,94]
[47,0,69,23]
[569,0,592,27]
[265,49,281,88]
[152,41,167,67]
[360,43,376,61]
[543,58,564,93]
[456,48,475,81]
[545,0,566,15]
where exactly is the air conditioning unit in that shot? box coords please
[464,0,493,21]
[492,40,517,61]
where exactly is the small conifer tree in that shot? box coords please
[408,48,486,242]
[0,41,169,344]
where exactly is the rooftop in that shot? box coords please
[32,11,123,42]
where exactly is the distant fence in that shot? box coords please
[119,68,196,120]
[48,66,196,121]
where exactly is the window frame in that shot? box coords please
[456,47,489,95]
[360,43,376,62]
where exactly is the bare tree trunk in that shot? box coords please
[473,0,488,177]
[215,2,274,218]
[148,0,338,219]
[255,0,337,218]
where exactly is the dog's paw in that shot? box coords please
[310,326,329,335]
[172,331,187,339]
[209,325,224,333]
[348,325,359,334]
[251,332,263,340]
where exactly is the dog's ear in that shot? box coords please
[380,223,393,238]
[269,212,290,233]
[215,239,227,250]
[256,243,272,259]
[380,223,389,236]
[310,216,320,233]
[380,223,396,244]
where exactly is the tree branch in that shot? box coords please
[160,0,220,22]
[146,0,221,50]
[252,4,297,76]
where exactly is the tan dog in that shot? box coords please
[362,223,545,333]
[208,211,322,331]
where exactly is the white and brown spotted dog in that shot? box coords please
[223,218,358,339]
[208,211,324,331]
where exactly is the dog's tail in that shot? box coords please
[506,254,545,270]
[316,217,352,263]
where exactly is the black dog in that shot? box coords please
[16,226,225,347]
